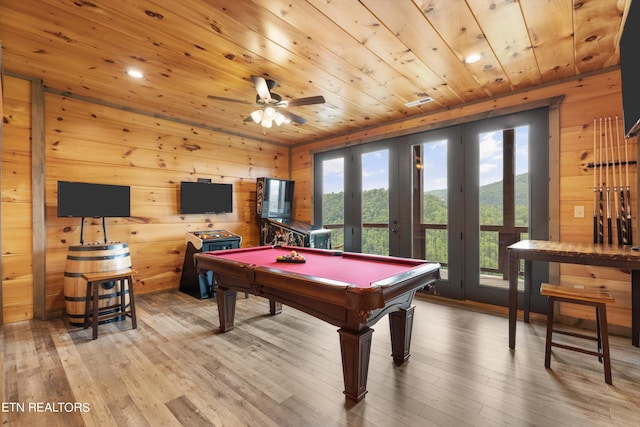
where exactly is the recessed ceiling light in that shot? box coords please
[127,69,144,79]
[464,53,483,64]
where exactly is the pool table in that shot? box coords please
[194,245,441,402]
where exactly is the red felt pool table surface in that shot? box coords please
[204,245,428,288]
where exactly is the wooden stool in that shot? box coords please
[540,283,615,384]
[82,268,137,340]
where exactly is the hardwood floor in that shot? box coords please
[2,290,640,426]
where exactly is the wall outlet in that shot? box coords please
[574,205,585,218]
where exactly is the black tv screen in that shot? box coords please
[57,181,131,217]
[180,181,233,214]
[621,0,640,138]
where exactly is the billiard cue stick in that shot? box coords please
[615,116,628,244]
[608,117,622,244]
[624,116,633,244]
[594,118,599,244]
[599,117,604,244]
[604,117,613,244]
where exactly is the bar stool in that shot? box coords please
[540,283,615,384]
[82,268,137,340]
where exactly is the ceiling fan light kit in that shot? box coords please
[250,106,290,128]
[218,74,326,129]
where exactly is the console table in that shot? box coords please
[506,240,640,349]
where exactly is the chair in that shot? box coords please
[540,283,615,384]
[82,268,137,340]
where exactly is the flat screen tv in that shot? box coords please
[57,181,131,217]
[621,0,640,138]
[180,181,233,214]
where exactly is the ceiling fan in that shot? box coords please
[208,75,325,128]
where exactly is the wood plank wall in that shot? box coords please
[291,69,638,331]
[1,77,33,322]
[1,74,290,323]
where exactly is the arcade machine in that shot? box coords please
[179,230,241,299]
[257,177,331,249]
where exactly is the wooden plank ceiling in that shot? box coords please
[0,0,632,146]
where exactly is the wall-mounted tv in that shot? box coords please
[621,0,640,138]
[57,181,131,217]
[180,181,233,214]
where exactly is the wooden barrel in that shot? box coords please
[64,242,132,327]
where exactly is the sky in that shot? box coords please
[321,126,530,194]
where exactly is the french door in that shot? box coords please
[402,126,464,299]
[460,110,549,307]
[314,140,396,255]
[314,109,549,309]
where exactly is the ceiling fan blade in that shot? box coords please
[251,75,272,101]
[207,95,252,105]
[280,96,326,107]
[279,109,307,125]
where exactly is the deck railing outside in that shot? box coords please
[323,223,528,279]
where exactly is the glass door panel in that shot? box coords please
[410,128,464,299]
[478,128,506,289]
[321,157,345,251]
[361,150,389,255]
[475,126,529,291]
[515,128,530,291]
[421,139,448,278]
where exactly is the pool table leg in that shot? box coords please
[217,287,237,332]
[389,306,414,365]
[269,299,282,315]
[338,327,374,402]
